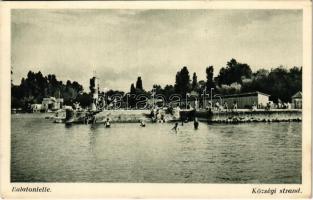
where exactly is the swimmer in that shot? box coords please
[194,118,199,130]
[105,118,111,128]
[140,120,146,127]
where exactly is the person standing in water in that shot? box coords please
[194,118,199,130]
[172,122,179,132]
[105,118,111,128]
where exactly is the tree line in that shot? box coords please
[11,58,302,110]
[11,71,87,110]
[146,58,301,104]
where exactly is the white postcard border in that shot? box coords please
[0,1,311,198]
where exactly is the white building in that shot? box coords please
[42,97,64,111]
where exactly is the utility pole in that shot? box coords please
[151,88,156,108]
[210,88,214,109]
[202,86,207,109]
[126,93,129,110]
[186,93,190,109]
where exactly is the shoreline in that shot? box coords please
[11,109,302,124]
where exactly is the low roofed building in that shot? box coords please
[291,91,302,109]
[212,91,270,109]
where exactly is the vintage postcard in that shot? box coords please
[0,1,311,199]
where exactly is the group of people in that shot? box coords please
[264,101,292,110]
[209,101,238,112]
[139,116,199,133]
[150,109,166,123]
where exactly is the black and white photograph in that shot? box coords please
[0,1,312,198]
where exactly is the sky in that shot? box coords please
[11,9,302,92]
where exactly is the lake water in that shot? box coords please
[11,113,302,183]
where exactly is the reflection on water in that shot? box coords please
[11,113,301,183]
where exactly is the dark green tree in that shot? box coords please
[174,71,181,93]
[174,66,191,96]
[89,77,96,94]
[163,85,175,101]
[206,66,215,90]
[266,66,300,102]
[128,83,136,108]
[191,72,198,91]
[216,58,252,85]
[152,84,162,94]
[135,76,143,91]
[75,92,92,108]
[11,71,84,110]
[130,83,136,94]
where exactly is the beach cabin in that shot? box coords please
[211,91,270,109]
[292,91,302,109]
